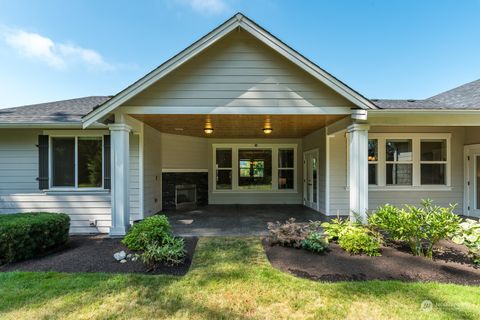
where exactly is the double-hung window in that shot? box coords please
[420,139,447,185]
[50,136,103,189]
[385,139,413,185]
[278,148,295,189]
[368,139,378,185]
[366,134,450,188]
[215,148,232,190]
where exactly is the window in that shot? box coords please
[213,144,296,191]
[238,149,272,190]
[420,139,447,185]
[368,139,378,185]
[78,137,103,188]
[215,149,232,190]
[364,134,450,189]
[386,139,412,185]
[278,148,294,189]
[52,138,75,187]
[51,136,103,189]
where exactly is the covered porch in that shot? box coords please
[165,204,326,236]
[104,110,365,237]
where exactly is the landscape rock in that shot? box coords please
[113,251,126,261]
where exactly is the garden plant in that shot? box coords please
[369,199,461,258]
[122,215,186,267]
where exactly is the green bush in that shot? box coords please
[122,215,186,266]
[301,232,329,253]
[452,218,480,264]
[122,215,172,251]
[321,218,349,242]
[369,199,461,258]
[338,226,382,256]
[142,237,186,267]
[0,212,70,264]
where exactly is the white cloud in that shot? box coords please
[175,0,228,15]
[1,28,112,71]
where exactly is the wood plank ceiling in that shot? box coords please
[131,114,346,138]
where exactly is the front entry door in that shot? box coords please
[303,149,319,211]
[466,146,480,217]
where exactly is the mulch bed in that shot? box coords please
[0,235,198,275]
[263,239,480,285]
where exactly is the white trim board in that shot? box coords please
[82,13,376,128]
[463,144,480,217]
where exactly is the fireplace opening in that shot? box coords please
[175,184,197,209]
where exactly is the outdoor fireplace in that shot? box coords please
[162,172,207,210]
[175,184,197,209]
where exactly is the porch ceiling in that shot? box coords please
[131,114,346,138]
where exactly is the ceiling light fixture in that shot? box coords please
[204,127,214,134]
[263,127,273,134]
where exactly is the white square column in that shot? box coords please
[109,123,131,237]
[347,123,369,223]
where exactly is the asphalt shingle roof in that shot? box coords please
[427,79,480,109]
[0,78,479,124]
[371,99,447,110]
[373,78,480,110]
[0,96,111,124]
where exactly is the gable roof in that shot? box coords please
[0,96,111,126]
[427,78,480,109]
[1,77,478,125]
[373,78,480,110]
[82,12,377,128]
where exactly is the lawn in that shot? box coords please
[0,237,479,320]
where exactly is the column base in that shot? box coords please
[109,225,130,238]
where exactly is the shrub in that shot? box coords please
[0,212,70,264]
[267,218,309,248]
[142,237,186,267]
[369,199,461,258]
[452,218,480,264]
[122,215,172,251]
[122,214,186,266]
[338,225,382,256]
[301,232,329,253]
[320,218,350,242]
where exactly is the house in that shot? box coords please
[1,13,479,236]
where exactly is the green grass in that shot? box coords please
[0,238,479,319]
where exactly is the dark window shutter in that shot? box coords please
[104,135,111,189]
[37,135,49,189]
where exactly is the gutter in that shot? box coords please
[369,109,480,115]
[0,122,108,129]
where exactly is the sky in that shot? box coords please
[0,0,479,108]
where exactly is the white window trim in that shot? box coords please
[212,143,298,193]
[48,134,105,191]
[347,133,451,191]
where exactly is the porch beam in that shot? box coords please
[326,116,352,136]
[108,123,132,237]
[347,123,369,223]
